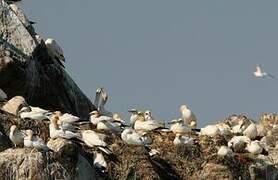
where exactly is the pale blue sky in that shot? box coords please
[20,0,278,127]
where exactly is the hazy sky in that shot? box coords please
[20,0,278,127]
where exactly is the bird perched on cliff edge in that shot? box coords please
[45,38,65,67]
[180,105,197,129]
[9,125,26,147]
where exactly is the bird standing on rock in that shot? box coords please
[24,129,49,151]
[99,88,113,117]
[180,105,197,129]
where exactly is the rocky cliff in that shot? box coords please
[0,1,278,180]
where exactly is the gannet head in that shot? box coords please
[136,112,145,122]
[89,110,100,118]
[144,110,151,116]
[25,129,33,139]
[53,111,63,117]
[113,113,122,121]
[96,88,102,94]
[18,106,31,114]
[128,109,138,114]
[179,105,188,112]
[50,115,59,124]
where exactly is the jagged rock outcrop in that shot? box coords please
[0,1,95,119]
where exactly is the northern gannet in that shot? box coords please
[9,125,25,147]
[173,134,194,146]
[228,136,251,153]
[93,152,107,171]
[58,113,80,124]
[89,110,114,125]
[200,125,220,137]
[217,146,233,157]
[49,115,80,139]
[254,64,274,78]
[99,88,113,117]
[18,106,51,121]
[246,141,263,155]
[169,118,188,134]
[45,38,65,67]
[144,110,153,121]
[134,112,164,131]
[121,128,152,145]
[24,129,49,151]
[128,109,139,127]
[96,120,122,133]
[179,105,197,129]
[94,88,102,110]
[215,123,232,136]
[243,123,258,140]
[82,130,107,147]
[0,88,7,101]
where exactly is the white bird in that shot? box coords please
[0,88,7,101]
[246,141,263,155]
[144,110,153,121]
[231,118,250,134]
[173,134,194,146]
[121,128,152,145]
[49,115,80,139]
[9,125,25,147]
[228,136,251,153]
[243,123,258,140]
[93,152,107,170]
[45,38,65,66]
[89,110,114,125]
[217,146,233,157]
[149,149,160,157]
[23,129,49,151]
[169,118,188,134]
[134,112,164,132]
[18,106,51,121]
[58,113,80,124]
[215,123,232,136]
[254,64,274,78]
[98,88,113,117]
[179,105,197,129]
[96,120,122,133]
[82,130,107,147]
[128,109,139,127]
[94,88,102,109]
[200,125,220,137]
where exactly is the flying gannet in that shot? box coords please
[0,88,7,101]
[49,115,80,139]
[9,125,26,147]
[254,64,274,78]
[24,129,49,151]
[180,105,197,129]
[121,128,152,145]
[45,38,65,67]
[99,88,113,117]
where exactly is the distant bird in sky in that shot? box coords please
[253,64,274,78]
[45,38,65,67]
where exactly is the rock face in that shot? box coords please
[0,1,95,119]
